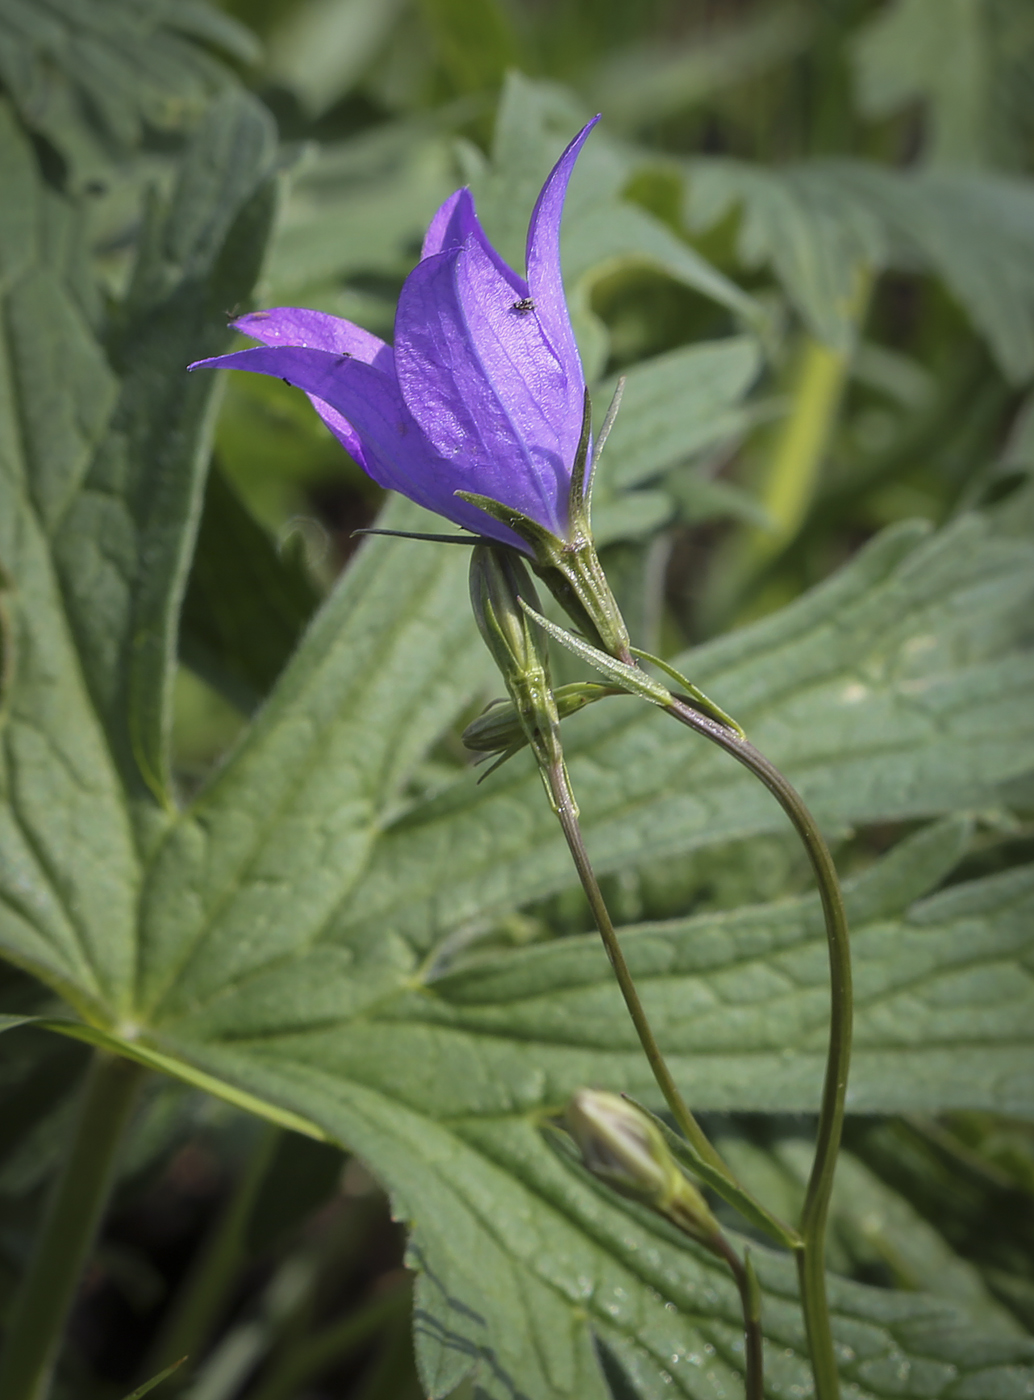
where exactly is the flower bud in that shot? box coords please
[468,544,548,685]
[565,1090,722,1246]
[462,682,613,756]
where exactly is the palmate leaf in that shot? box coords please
[3,76,1034,1400]
[0,87,276,1012]
[140,828,1034,1399]
[849,0,993,167]
[683,154,1034,381]
[265,116,459,308]
[0,0,258,181]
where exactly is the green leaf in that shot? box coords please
[593,336,763,492]
[557,334,773,548]
[4,63,1034,1397]
[0,91,275,1015]
[179,465,321,715]
[266,0,406,118]
[587,6,812,131]
[133,494,491,1024]
[0,0,259,180]
[683,154,1034,380]
[683,158,882,353]
[329,506,1034,956]
[137,822,1034,1397]
[716,1137,1023,1335]
[850,0,992,167]
[265,118,458,304]
[55,91,277,810]
[416,0,522,96]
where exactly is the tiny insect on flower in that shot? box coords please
[189,119,600,554]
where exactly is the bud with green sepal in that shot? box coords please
[565,1089,724,1249]
[565,1089,766,1398]
[468,544,576,815]
[463,682,616,763]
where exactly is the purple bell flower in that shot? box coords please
[190,118,600,553]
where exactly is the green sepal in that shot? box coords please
[517,600,674,706]
[454,490,567,559]
[352,528,479,546]
[629,646,745,737]
[455,489,632,660]
[463,682,615,755]
[571,375,625,532]
[566,389,595,527]
[624,1094,802,1252]
[467,545,579,818]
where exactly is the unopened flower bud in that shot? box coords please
[463,682,613,756]
[468,544,547,685]
[565,1090,722,1246]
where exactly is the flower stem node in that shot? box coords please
[565,1090,723,1248]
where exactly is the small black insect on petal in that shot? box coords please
[511,297,536,314]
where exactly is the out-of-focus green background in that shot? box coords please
[4,1,1034,1396]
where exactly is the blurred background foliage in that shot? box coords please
[2,0,1034,1396]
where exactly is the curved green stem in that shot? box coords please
[711,1238,764,1400]
[0,1049,146,1400]
[548,751,769,1392]
[664,698,852,1400]
[545,754,796,1227]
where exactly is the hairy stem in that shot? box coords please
[664,698,852,1400]
[0,1050,146,1400]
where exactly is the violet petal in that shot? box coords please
[201,312,393,465]
[189,344,526,548]
[394,236,572,535]
[525,117,598,404]
[422,187,527,296]
[232,307,393,369]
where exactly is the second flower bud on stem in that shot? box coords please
[566,1090,764,1400]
